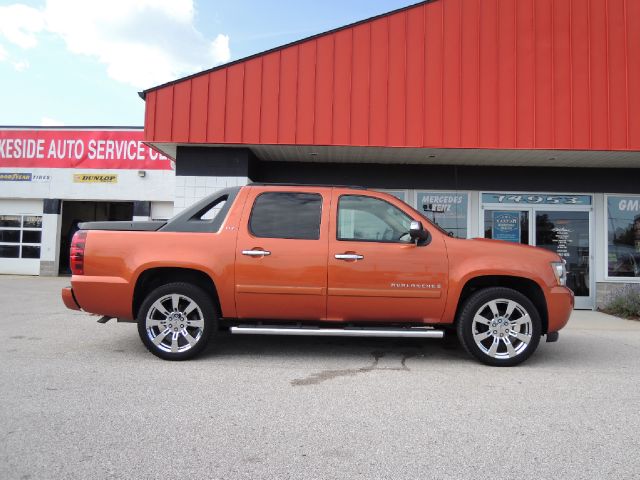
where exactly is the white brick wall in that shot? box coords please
[174,176,248,215]
[0,168,175,202]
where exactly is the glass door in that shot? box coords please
[535,211,593,309]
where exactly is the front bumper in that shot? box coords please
[61,287,81,311]
[546,286,574,333]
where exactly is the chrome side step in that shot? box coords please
[230,326,444,339]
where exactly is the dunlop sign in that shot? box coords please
[73,174,118,183]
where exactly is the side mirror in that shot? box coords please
[409,220,431,246]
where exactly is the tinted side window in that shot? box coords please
[338,195,413,243]
[250,192,322,240]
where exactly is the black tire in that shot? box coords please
[137,282,217,360]
[456,287,541,367]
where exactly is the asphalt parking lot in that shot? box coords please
[1,275,639,480]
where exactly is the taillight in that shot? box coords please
[70,230,87,275]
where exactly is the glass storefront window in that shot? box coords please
[484,210,529,244]
[607,196,640,278]
[417,191,468,238]
[377,190,407,203]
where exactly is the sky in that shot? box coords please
[0,0,420,127]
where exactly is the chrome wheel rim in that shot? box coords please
[472,299,533,360]
[145,294,204,353]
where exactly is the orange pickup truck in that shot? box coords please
[61,184,573,366]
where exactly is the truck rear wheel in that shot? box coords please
[456,287,541,367]
[137,282,217,360]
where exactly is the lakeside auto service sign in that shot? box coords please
[0,129,172,170]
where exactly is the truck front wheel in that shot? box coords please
[456,287,541,367]
[137,282,217,360]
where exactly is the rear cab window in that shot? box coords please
[160,187,240,233]
[249,192,323,240]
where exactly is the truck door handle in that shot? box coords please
[242,249,271,257]
[334,253,364,261]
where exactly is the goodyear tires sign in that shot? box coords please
[0,172,32,181]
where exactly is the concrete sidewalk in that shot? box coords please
[567,309,640,331]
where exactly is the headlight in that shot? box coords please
[551,261,567,286]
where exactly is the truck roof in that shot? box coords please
[248,182,367,190]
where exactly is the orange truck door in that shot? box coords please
[327,189,448,323]
[234,187,331,321]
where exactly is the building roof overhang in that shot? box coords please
[148,143,640,169]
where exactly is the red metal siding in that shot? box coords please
[553,0,572,148]
[172,80,191,142]
[207,69,226,143]
[332,29,353,145]
[225,63,245,143]
[189,75,208,142]
[608,0,628,150]
[278,47,298,144]
[297,41,316,144]
[144,90,156,142]
[314,37,334,145]
[242,58,262,144]
[351,24,371,146]
[424,2,444,147]
[441,0,461,147]
[405,11,425,147]
[589,0,609,150]
[459,0,479,148]
[497,0,516,148]
[628,0,640,149]
[154,86,173,141]
[478,0,499,148]
[260,52,280,144]
[516,0,535,148]
[146,0,640,152]
[387,11,407,146]
[570,0,591,149]
[369,18,389,146]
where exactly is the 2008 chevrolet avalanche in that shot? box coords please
[61,184,573,366]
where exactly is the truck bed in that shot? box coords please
[78,221,166,231]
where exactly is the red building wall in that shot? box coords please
[144,0,640,151]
